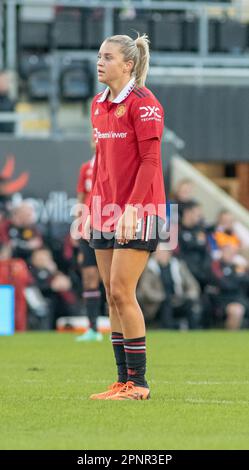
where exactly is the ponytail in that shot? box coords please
[134,33,150,87]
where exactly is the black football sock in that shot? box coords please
[83,289,101,332]
[123,336,148,388]
[111,332,127,384]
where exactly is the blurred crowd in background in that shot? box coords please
[1,176,249,332]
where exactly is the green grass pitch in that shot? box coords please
[1,331,249,450]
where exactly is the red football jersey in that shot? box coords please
[90,78,166,232]
[77,156,96,207]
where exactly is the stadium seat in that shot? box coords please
[217,18,248,53]
[19,53,50,79]
[53,8,83,49]
[61,65,93,100]
[183,15,199,52]
[114,11,150,40]
[209,20,219,52]
[83,9,105,49]
[151,13,183,51]
[19,21,50,50]
[27,68,52,100]
[183,16,217,53]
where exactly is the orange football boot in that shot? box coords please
[109,381,150,400]
[90,382,125,400]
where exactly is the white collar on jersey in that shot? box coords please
[97,77,135,104]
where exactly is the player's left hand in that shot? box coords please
[115,205,138,245]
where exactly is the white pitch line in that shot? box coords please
[22,379,249,386]
[186,381,249,385]
[185,398,249,406]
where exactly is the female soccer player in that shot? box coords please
[84,34,166,400]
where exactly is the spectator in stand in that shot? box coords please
[178,201,211,290]
[207,244,249,329]
[0,242,32,331]
[137,245,202,329]
[0,70,15,133]
[173,179,198,223]
[1,202,43,262]
[29,247,78,329]
[209,210,249,262]
[211,210,241,251]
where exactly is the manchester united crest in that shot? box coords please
[115,104,126,118]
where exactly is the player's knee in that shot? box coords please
[104,283,115,308]
[107,293,116,309]
[82,268,99,290]
[84,278,99,291]
[110,280,126,307]
[227,303,245,317]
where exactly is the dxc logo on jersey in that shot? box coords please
[139,106,162,122]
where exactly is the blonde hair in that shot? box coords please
[105,33,150,87]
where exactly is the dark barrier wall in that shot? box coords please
[0,138,92,222]
[151,83,249,162]
[0,138,90,199]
